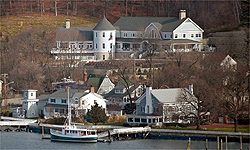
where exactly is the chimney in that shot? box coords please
[145,86,153,114]
[90,87,95,93]
[189,84,194,94]
[66,19,70,29]
[179,10,186,20]
[83,69,87,82]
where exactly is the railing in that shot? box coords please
[98,127,151,138]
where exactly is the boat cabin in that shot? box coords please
[62,128,97,136]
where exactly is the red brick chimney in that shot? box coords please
[83,69,87,82]
[90,87,95,93]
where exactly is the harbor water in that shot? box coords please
[0,132,249,150]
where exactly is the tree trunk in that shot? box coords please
[92,0,95,16]
[30,0,32,12]
[9,0,12,15]
[234,114,238,132]
[105,0,107,17]
[131,0,135,16]
[55,0,57,16]
[125,0,127,16]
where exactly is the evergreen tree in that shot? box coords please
[87,103,107,125]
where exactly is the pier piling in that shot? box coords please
[217,136,220,150]
[205,139,208,150]
[220,139,223,150]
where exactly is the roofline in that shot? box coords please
[173,18,204,33]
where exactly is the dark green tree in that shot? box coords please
[87,103,107,125]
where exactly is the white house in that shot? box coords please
[78,87,107,115]
[21,90,39,118]
[220,54,237,70]
[40,88,107,119]
[51,10,204,61]
[127,86,197,126]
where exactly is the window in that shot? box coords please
[135,118,140,122]
[165,34,167,38]
[183,34,186,38]
[61,99,66,103]
[110,43,112,49]
[132,33,135,37]
[55,108,59,112]
[170,34,172,38]
[103,43,105,49]
[103,55,105,60]
[31,93,33,96]
[199,34,201,37]
[175,34,178,38]
[116,43,121,48]
[122,43,130,50]
[191,34,194,38]
[79,42,84,49]
[196,34,199,37]
[95,32,97,37]
[109,32,113,40]
[51,99,56,103]
[103,32,105,37]
[124,33,127,37]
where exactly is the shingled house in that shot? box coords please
[51,10,204,61]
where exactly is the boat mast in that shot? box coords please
[68,86,71,126]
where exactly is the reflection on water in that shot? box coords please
[0,132,249,150]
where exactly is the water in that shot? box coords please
[0,132,249,150]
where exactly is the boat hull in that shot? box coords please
[50,131,98,143]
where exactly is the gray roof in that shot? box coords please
[49,88,87,99]
[151,88,182,103]
[113,17,185,32]
[38,95,49,101]
[56,26,93,41]
[93,18,116,30]
[150,88,195,103]
[169,39,201,44]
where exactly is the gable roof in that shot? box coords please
[113,17,185,32]
[49,88,87,99]
[151,88,182,103]
[86,76,104,92]
[136,88,196,104]
[56,26,93,41]
[93,17,116,30]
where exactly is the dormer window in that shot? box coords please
[124,33,127,37]
[51,99,56,103]
[183,34,186,38]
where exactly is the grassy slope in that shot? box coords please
[0,14,99,41]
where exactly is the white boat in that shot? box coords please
[50,87,98,143]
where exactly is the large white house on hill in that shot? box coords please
[51,10,204,61]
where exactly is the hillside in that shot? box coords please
[0,15,99,42]
[1,0,248,33]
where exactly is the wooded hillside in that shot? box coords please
[1,0,249,32]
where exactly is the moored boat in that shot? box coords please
[50,87,98,143]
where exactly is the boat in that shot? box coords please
[50,87,98,143]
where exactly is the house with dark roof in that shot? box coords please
[127,86,198,126]
[39,88,107,119]
[51,10,203,61]
[104,82,144,108]
[85,74,115,95]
